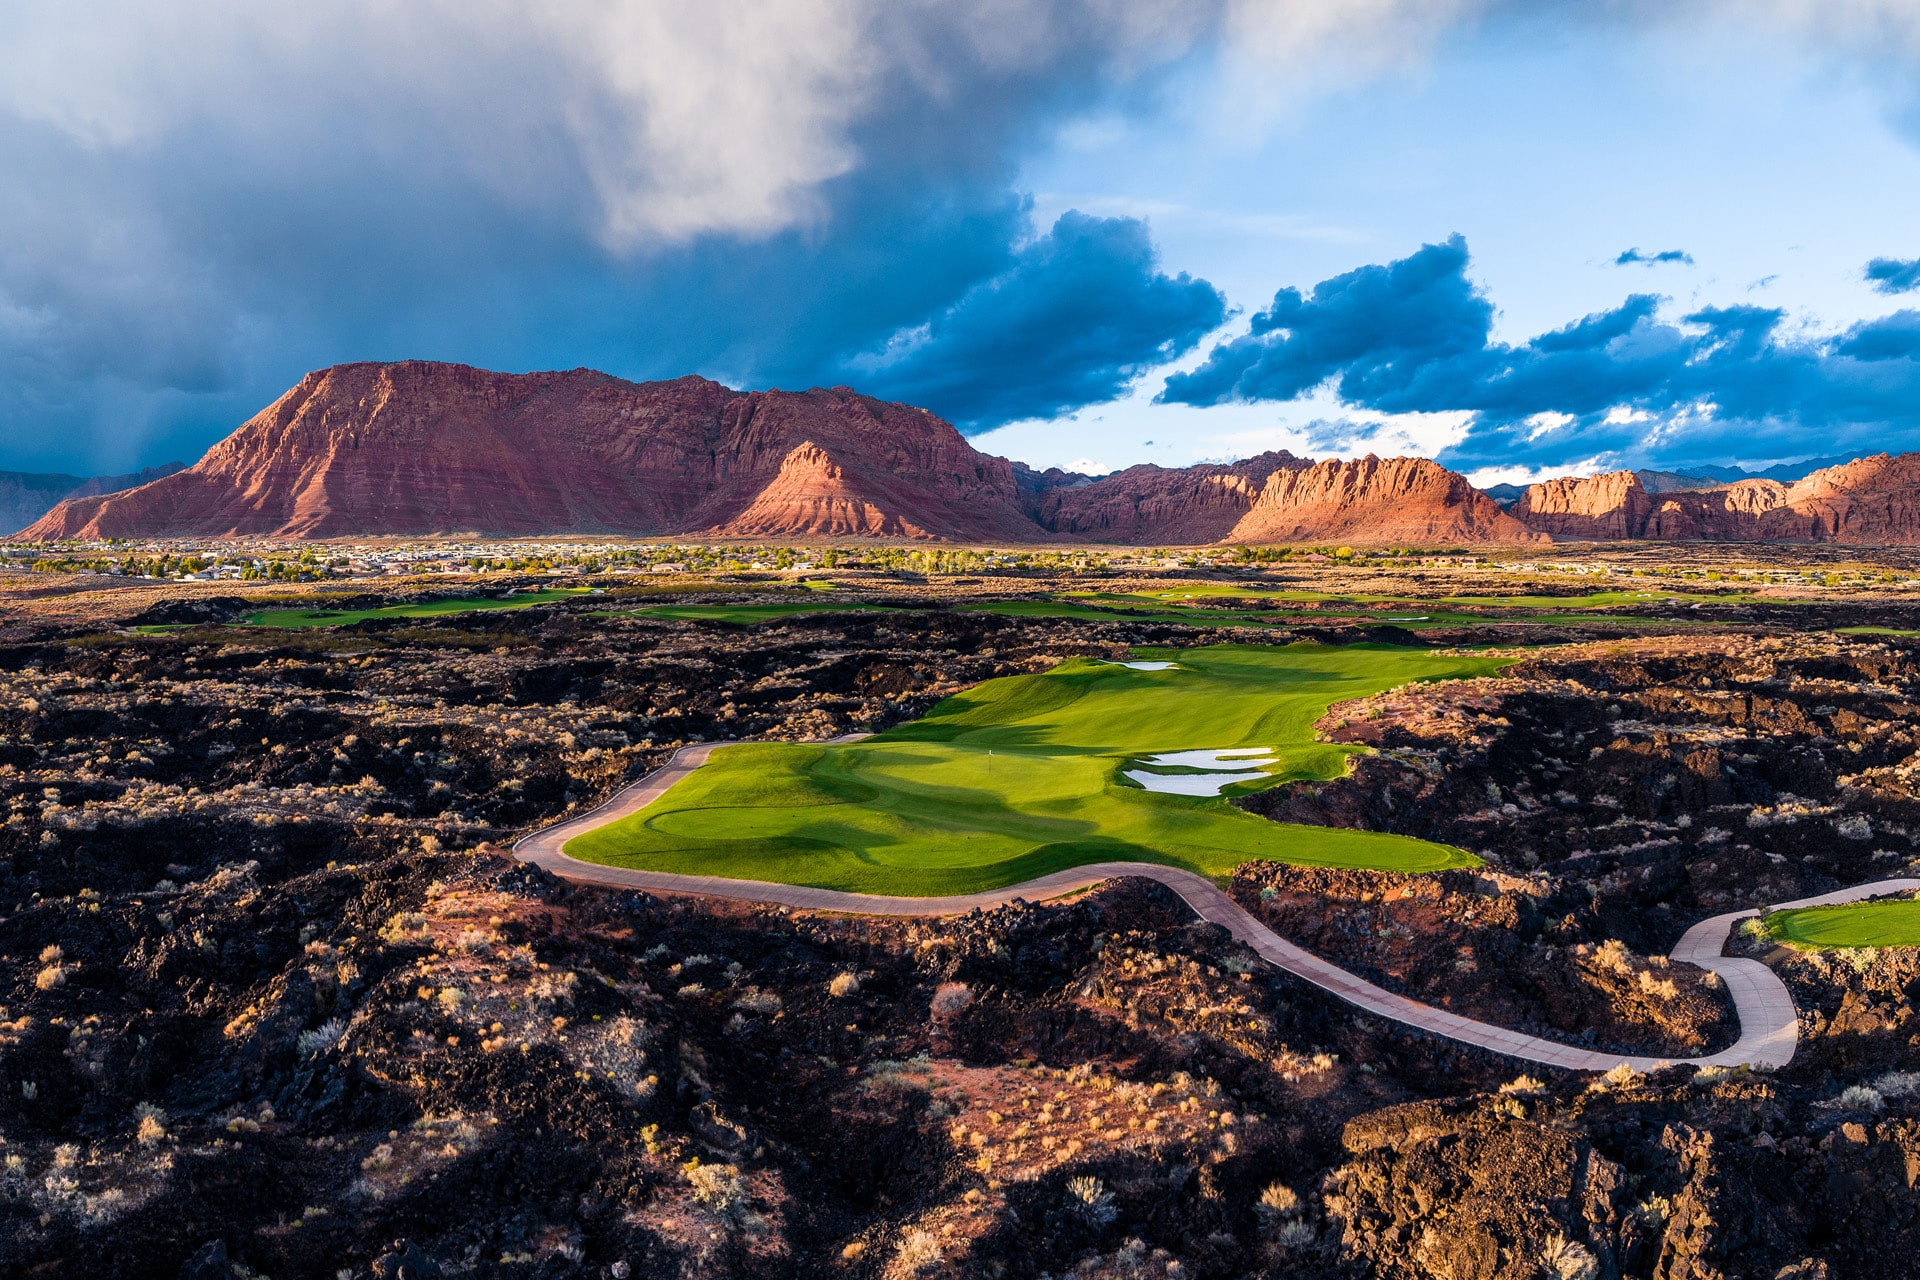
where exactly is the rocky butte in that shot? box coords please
[1510,455,1920,544]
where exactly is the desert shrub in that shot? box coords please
[930,982,973,1017]
[1068,1175,1118,1226]
[683,1161,747,1216]
[1593,939,1633,975]
[528,971,577,1003]
[298,1019,347,1057]
[828,971,861,998]
[892,1228,942,1275]
[1871,1070,1920,1099]
[1258,1182,1301,1221]
[733,988,782,1015]
[1272,1219,1316,1248]
[134,1103,168,1145]
[1838,1084,1884,1113]
[1637,970,1679,999]
[1499,1074,1546,1096]
[451,929,494,954]
[1541,1233,1599,1280]
[1596,1062,1639,1090]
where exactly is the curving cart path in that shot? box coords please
[515,742,1920,1074]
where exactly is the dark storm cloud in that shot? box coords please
[1865,256,1920,294]
[0,1,1225,472]
[1157,235,1493,408]
[1614,247,1695,266]
[1161,235,1920,470]
[847,212,1226,428]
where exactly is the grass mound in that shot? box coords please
[565,642,1513,895]
[1763,898,1920,949]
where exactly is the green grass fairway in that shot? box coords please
[246,588,592,629]
[962,598,1679,632]
[565,642,1512,894]
[618,601,906,625]
[1763,898,1920,948]
[1084,585,1756,610]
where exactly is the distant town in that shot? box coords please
[5,537,1914,592]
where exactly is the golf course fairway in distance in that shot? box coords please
[564,642,1514,895]
[246,588,593,628]
[1764,897,1920,949]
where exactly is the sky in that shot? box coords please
[5,2,1920,485]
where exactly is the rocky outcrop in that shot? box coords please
[1029,451,1309,544]
[1226,455,1544,545]
[1512,453,1920,544]
[1512,471,1654,540]
[1766,452,1920,543]
[20,363,1043,542]
[713,440,933,539]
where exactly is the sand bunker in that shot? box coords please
[1122,747,1278,796]
[1097,660,1181,671]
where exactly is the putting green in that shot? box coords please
[246,588,593,629]
[1763,898,1920,948]
[566,642,1512,894]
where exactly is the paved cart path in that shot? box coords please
[515,742,1920,1073]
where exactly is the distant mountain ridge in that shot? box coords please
[1508,456,1920,543]
[1481,457,1857,509]
[0,463,185,535]
[14,361,1920,546]
[18,362,1544,546]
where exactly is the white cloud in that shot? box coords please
[1462,458,1609,488]
[0,0,1516,254]
[1524,411,1576,441]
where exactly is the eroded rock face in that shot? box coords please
[20,363,1043,542]
[1030,452,1309,544]
[1513,454,1920,544]
[1512,471,1656,540]
[1226,455,1544,545]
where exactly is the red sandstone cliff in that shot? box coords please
[1227,455,1544,545]
[22,363,1043,542]
[1510,471,1654,540]
[1029,452,1309,544]
[1509,454,1920,544]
